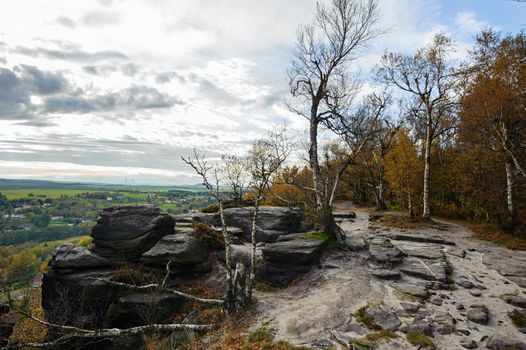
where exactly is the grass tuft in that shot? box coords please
[406,332,435,348]
[508,309,526,328]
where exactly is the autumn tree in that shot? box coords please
[376,33,459,219]
[460,30,526,228]
[288,0,380,242]
[385,129,421,216]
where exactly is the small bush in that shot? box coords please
[247,323,274,343]
[111,263,157,285]
[355,305,378,330]
[509,309,526,328]
[191,222,224,250]
[406,332,435,348]
[78,236,94,249]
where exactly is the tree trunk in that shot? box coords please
[309,109,343,243]
[225,263,249,315]
[422,124,432,220]
[247,202,259,301]
[408,192,413,218]
[218,200,235,310]
[377,179,387,210]
[505,158,515,229]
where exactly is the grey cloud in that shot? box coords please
[81,10,120,27]
[18,65,68,95]
[0,136,221,174]
[121,62,139,76]
[0,68,34,119]
[0,57,6,64]
[195,78,241,105]
[14,46,127,63]
[44,85,183,114]
[155,71,186,84]
[83,62,138,77]
[83,64,118,76]
[0,65,67,120]
[54,16,75,29]
[15,119,58,127]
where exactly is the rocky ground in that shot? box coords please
[34,203,526,349]
[254,201,526,350]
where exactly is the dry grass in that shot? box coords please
[371,213,435,229]
[192,320,310,350]
[9,288,47,346]
[441,218,526,251]
[508,309,526,328]
[470,224,526,251]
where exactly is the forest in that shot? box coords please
[264,27,526,244]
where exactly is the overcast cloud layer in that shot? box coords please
[0,0,524,185]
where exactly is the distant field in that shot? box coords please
[0,189,100,200]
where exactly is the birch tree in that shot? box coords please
[288,0,380,241]
[376,33,459,219]
[245,128,290,300]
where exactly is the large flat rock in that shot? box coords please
[261,238,325,265]
[369,241,404,264]
[50,243,112,269]
[141,234,208,268]
[391,282,429,299]
[399,257,447,282]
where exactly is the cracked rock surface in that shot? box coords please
[254,201,526,350]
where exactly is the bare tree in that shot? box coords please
[182,150,234,291]
[375,33,459,219]
[327,92,390,206]
[245,128,290,300]
[288,0,381,241]
[361,116,400,210]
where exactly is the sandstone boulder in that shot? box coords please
[50,243,112,269]
[140,234,209,269]
[92,206,175,261]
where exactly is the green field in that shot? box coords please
[0,189,100,200]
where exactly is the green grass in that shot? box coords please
[365,330,397,342]
[406,332,435,348]
[303,233,330,241]
[0,189,99,200]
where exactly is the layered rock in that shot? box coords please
[92,206,175,261]
[42,205,214,349]
[141,234,210,273]
[257,237,326,287]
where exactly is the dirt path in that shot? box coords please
[254,201,526,350]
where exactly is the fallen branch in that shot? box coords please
[95,278,224,306]
[93,260,224,306]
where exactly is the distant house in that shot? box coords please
[20,223,34,230]
[106,197,112,201]
[51,216,64,221]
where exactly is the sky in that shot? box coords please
[0,0,524,185]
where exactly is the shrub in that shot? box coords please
[191,222,224,250]
[406,332,435,348]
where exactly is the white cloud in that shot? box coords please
[455,11,489,35]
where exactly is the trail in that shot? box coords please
[254,201,526,349]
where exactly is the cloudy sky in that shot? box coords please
[0,0,524,185]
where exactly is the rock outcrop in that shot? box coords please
[92,206,175,261]
[257,237,326,287]
[42,206,214,349]
[173,206,312,243]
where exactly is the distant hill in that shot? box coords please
[0,178,204,193]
